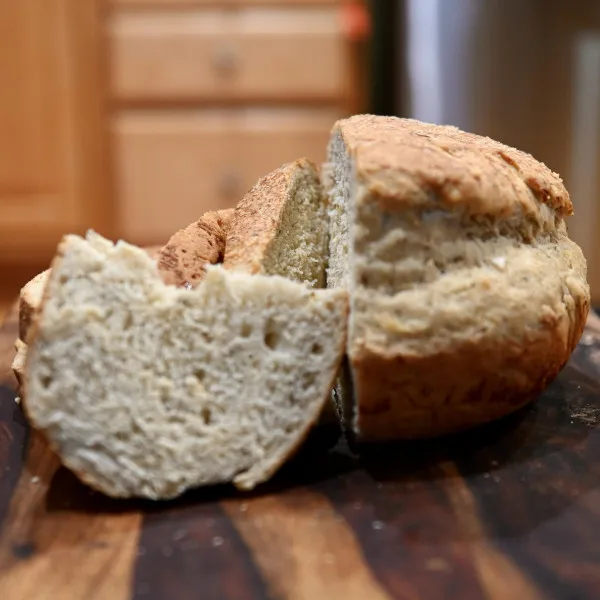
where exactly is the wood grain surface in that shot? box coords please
[1,303,600,600]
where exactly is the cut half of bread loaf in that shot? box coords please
[224,159,328,288]
[326,114,590,441]
[158,209,234,288]
[23,232,348,499]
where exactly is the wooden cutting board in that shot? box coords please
[1,302,600,600]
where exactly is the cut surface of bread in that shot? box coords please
[224,159,328,288]
[18,246,163,345]
[157,209,233,288]
[326,114,590,441]
[24,232,348,499]
[14,245,165,396]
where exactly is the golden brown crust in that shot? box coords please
[351,291,589,441]
[18,270,50,343]
[224,158,317,274]
[157,209,233,288]
[11,339,27,390]
[335,115,572,219]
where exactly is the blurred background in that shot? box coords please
[1,0,599,305]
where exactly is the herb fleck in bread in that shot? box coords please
[158,209,234,288]
[326,114,590,440]
[224,159,328,288]
[23,232,348,499]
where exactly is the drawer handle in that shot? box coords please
[219,169,242,198]
[212,45,239,75]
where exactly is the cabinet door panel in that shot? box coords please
[0,1,107,260]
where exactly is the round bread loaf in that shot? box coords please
[326,114,591,440]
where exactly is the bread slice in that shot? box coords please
[23,232,348,499]
[326,114,590,440]
[224,159,328,288]
[157,209,234,288]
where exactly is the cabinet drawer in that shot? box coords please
[113,108,341,243]
[108,8,346,103]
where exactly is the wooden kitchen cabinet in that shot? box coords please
[0,1,109,262]
[113,108,342,242]
[0,0,367,264]
[107,1,364,245]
